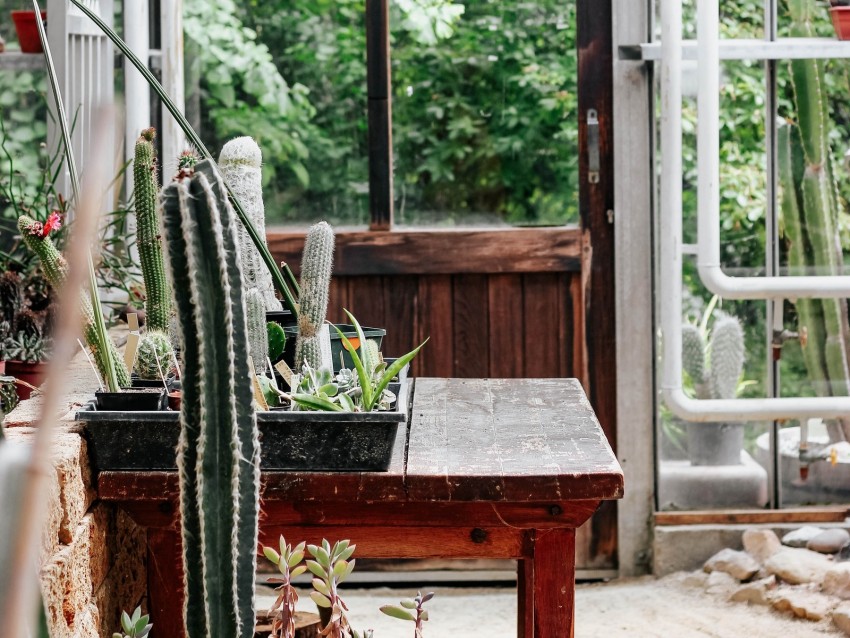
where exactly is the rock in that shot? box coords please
[782,526,824,548]
[765,548,834,585]
[772,587,837,621]
[742,529,782,564]
[705,570,738,596]
[730,575,776,606]
[808,529,850,555]
[681,570,709,588]
[825,564,850,600]
[840,543,850,563]
[834,602,850,635]
[704,548,760,581]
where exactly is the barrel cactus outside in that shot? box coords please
[161,159,260,637]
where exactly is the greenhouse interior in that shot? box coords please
[0,0,849,636]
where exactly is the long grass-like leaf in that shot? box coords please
[333,326,373,409]
[343,310,373,374]
[290,394,344,412]
[372,339,428,408]
[68,0,298,316]
[34,0,120,392]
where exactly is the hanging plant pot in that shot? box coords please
[10,11,46,53]
[95,387,167,412]
[830,7,850,40]
[6,359,48,400]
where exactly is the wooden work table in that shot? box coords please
[97,378,623,637]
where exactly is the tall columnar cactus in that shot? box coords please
[780,0,850,439]
[295,222,335,371]
[133,127,172,333]
[682,316,744,400]
[219,137,281,373]
[18,215,131,388]
[161,159,259,638]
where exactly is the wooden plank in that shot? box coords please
[0,51,46,71]
[416,276,453,377]
[517,559,534,638]
[405,379,624,503]
[345,276,386,329]
[382,276,418,358]
[267,228,583,276]
[147,529,185,637]
[533,529,576,638]
[655,507,850,526]
[488,274,524,377]
[258,525,532,560]
[365,0,393,229]
[523,273,563,378]
[326,277,349,325]
[569,274,586,387]
[452,275,489,377]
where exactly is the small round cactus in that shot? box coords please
[135,330,176,381]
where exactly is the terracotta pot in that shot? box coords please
[0,360,6,376]
[10,11,46,53]
[831,7,850,40]
[168,390,181,411]
[6,359,48,400]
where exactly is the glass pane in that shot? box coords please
[186,0,370,226]
[774,53,850,506]
[392,0,579,227]
[656,57,772,511]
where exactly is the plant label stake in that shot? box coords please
[248,356,269,411]
[124,313,140,371]
[275,359,294,389]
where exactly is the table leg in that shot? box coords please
[532,529,576,638]
[517,558,534,638]
[147,528,186,638]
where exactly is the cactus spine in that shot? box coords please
[219,137,281,373]
[133,128,172,333]
[17,215,131,388]
[780,0,850,438]
[682,316,744,401]
[161,159,259,638]
[295,222,335,370]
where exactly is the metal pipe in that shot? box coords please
[659,0,850,421]
[697,0,850,299]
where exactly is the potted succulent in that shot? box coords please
[681,307,748,466]
[829,0,850,39]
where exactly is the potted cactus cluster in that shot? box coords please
[72,131,424,473]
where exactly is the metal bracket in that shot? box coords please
[587,109,600,184]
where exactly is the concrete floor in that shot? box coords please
[258,575,842,637]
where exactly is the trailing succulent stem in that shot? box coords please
[161,159,260,638]
[133,127,172,333]
[262,537,307,638]
[18,216,130,388]
[295,222,335,370]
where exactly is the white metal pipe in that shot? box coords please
[123,0,150,162]
[659,0,850,421]
[697,0,850,299]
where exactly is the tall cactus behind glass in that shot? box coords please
[18,215,131,388]
[780,0,850,438]
[681,316,744,400]
[295,222,335,370]
[161,159,259,638]
[219,137,281,373]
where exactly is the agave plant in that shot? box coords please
[5,331,50,363]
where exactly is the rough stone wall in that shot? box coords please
[4,353,147,638]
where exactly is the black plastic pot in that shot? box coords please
[131,375,177,391]
[266,309,297,327]
[94,387,168,412]
[78,378,410,473]
[281,324,387,373]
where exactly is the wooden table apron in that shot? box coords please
[96,379,624,638]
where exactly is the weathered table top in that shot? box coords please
[98,378,623,507]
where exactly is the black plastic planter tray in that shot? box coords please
[77,378,411,473]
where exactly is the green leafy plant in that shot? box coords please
[112,606,152,638]
[263,537,307,638]
[306,539,356,638]
[4,330,49,363]
[380,591,434,638]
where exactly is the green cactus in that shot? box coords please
[133,127,172,334]
[135,330,175,381]
[295,222,335,371]
[219,137,281,373]
[267,321,286,361]
[18,215,131,388]
[161,159,259,638]
[780,0,850,438]
[682,314,744,401]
